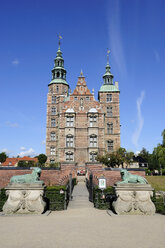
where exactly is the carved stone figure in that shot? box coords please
[10,167,44,184]
[117,169,148,184]
[3,168,46,214]
[112,184,156,215]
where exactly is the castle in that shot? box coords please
[46,42,120,166]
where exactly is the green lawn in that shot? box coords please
[146,176,165,191]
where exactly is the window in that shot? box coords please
[66,152,73,161]
[107,123,113,134]
[50,132,56,141]
[89,152,97,162]
[107,94,112,102]
[51,119,56,127]
[52,96,56,103]
[89,115,97,127]
[50,159,55,164]
[56,86,59,93]
[107,106,112,117]
[51,107,56,115]
[57,72,60,78]
[90,135,97,147]
[66,135,74,147]
[66,116,74,127]
[86,96,90,101]
[74,97,78,101]
[50,146,55,155]
[107,140,113,152]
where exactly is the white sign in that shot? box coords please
[99,178,106,189]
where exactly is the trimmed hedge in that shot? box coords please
[0,189,7,211]
[93,186,113,209]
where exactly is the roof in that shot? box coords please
[99,84,120,92]
[1,156,38,167]
[48,78,68,86]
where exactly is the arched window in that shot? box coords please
[107,123,113,134]
[107,140,113,152]
[57,72,60,78]
[52,96,56,103]
[90,134,97,147]
[107,106,112,117]
[89,152,97,162]
[66,151,74,161]
[51,107,56,115]
[50,132,56,141]
[66,135,74,147]
[107,94,112,102]
[50,146,55,155]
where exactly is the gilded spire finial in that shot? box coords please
[80,69,83,77]
[58,34,62,47]
[107,48,110,64]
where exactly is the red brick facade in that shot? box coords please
[46,49,120,166]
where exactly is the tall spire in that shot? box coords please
[102,49,113,85]
[48,36,68,86]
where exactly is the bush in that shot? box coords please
[93,186,113,209]
[45,185,68,211]
[0,189,7,211]
[145,168,151,175]
[152,191,165,215]
[48,162,60,168]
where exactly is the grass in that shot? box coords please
[146,176,165,191]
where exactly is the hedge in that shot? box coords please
[93,186,113,209]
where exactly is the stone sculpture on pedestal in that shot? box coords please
[112,169,155,215]
[3,168,46,214]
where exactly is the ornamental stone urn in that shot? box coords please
[3,168,46,214]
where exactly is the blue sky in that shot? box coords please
[0,0,165,157]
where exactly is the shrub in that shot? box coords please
[93,186,113,209]
[0,189,7,211]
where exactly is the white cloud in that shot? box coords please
[132,91,145,147]
[154,50,160,63]
[12,58,20,65]
[1,148,11,155]
[20,146,26,151]
[107,0,127,77]
[18,148,36,157]
[42,140,46,145]
[6,121,19,128]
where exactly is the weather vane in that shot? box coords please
[58,34,62,47]
[107,48,110,63]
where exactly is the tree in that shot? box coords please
[0,152,7,163]
[161,129,165,147]
[37,154,47,165]
[125,151,134,167]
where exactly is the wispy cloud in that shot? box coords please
[6,121,19,128]
[20,146,26,151]
[1,148,12,155]
[153,49,160,63]
[132,91,145,147]
[18,148,36,157]
[12,58,20,65]
[107,0,127,77]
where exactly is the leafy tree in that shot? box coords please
[37,154,47,165]
[0,152,7,163]
[161,129,165,147]
[125,151,134,167]
[17,160,27,167]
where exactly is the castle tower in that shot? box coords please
[98,51,120,153]
[46,40,69,164]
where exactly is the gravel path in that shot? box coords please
[0,181,165,248]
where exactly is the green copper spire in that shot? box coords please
[102,49,114,85]
[49,36,68,86]
[98,49,119,93]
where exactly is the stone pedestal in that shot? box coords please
[112,184,156,215]
[3,183,46,214]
